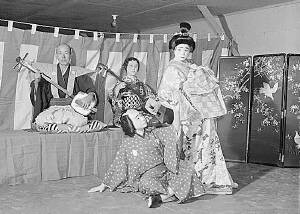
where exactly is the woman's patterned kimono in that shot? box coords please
[103,125,205,202]
[108,76,156,127]
[158,60,236,194]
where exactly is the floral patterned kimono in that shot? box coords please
[102,125,205,202]
[108,75,156,127]
[158,59,236,194]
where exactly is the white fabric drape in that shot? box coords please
[0,26,230,130]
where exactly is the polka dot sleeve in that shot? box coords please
[153,126,179,173]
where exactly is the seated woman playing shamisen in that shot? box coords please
[88,109,205,208]
[108,57,173,128]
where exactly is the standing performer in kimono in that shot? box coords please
[30,43,98,130]
[158,28,237,194]
[108,57,172,127]
[88,109,204,208]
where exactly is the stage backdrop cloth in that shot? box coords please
[0,26,230,131]
[0,128,123,186]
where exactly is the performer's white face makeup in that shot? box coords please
[174,44,190,62]
[56,44,71,66]
[126,109,147,131]
[126,60,139,76]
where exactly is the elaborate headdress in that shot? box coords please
[179,22,191,33]
[169,22,195,52]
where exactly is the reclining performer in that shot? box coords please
[30,43,100,132]
[88,109,204,208]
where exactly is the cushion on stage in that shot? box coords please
[34,120,107,134]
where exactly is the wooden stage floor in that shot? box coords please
[0,162,299,214]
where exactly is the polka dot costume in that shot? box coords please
[103,125,205,202]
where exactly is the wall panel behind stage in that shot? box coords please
[248,54,286,166]
[283,54,300,167]
[218,56,252,162]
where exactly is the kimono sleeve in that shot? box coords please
[158,65,185,106]
[153,126,180,173]
[74,74,98,103]
[144,82,157,99]
[30,78,52,122]
[102,144,129,190]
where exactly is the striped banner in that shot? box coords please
[0,26,229,130]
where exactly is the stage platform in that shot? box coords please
[0,128,123,185]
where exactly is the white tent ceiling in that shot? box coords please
[0,0,294,33]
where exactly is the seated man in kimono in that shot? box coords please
[30,43,104,133]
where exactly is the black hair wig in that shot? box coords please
[120,57,140,79]
[172,34,195,52]
[120,114,136,137]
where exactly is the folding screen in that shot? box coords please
[218,56,252,162]
[218,54,300,167]
[248,54,286,166]
[283,54,300,167]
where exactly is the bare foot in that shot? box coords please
[88,183,107,193]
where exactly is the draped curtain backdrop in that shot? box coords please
[0,25,232,130]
